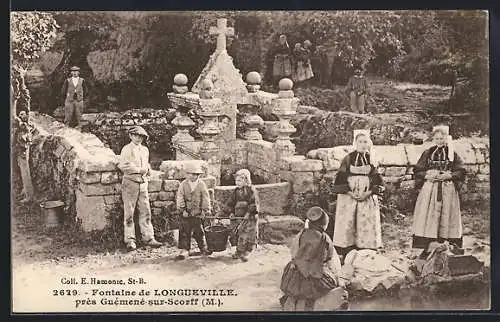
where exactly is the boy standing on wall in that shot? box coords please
[118,126,163,252]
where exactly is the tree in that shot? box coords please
[11,11,59,203]
[11,11,59,115]
[47,11,128,111]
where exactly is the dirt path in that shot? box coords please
[12,200,490,312]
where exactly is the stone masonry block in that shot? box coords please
[153,201,175,209]
[148,179,163,192]
[259,215,305,244]
[78,171,102,184]
[453,140,477,164]
[149,192,160,201]
[373,145,408,166]
[329,146,354,161]
[479,164,490,175]
[255,183,291,216]
[79,183,121,196]
[214,182,291,217]
[78,156,119,172]
[475,174,490,182]
[384,166,407,177]
[104,194,121,205]
[163,180,181,192]
[278,170,294,183]
[323,158,342,171]
[290,159,324,172]
[464,165,479,175]
[291,172,315,194]
[101,171,120,184]
[473,148,486,164]
[159,191,176,201]
[75,191,107,231]
[382,176,403,184]
[152,207,163,217]
[404,143,432,165]
[313,171,324,181]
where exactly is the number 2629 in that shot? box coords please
[53,290,78,296]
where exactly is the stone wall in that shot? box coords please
[30,112,121,230]
[202,135,489,219]
[29,111,489,246]
[29,114,295,243]
[295,138,490,215]
[76,108,177,169]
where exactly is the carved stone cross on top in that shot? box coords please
[209,18,234,52]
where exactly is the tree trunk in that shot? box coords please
[12,67,31,116]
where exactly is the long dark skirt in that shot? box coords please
[280,261,337,300]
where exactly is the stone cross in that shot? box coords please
[209,18,234,52]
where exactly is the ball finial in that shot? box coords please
[246,71,262,85]
[279,78,294,91]
[174,73,188,86]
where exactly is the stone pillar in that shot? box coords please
[170,74,195,145]
[239,72,265,141]
[272,78,299,159]
[197,84,223,183]
[171,105,195,144]
[240,103,264,141]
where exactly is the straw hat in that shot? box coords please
[185,163,204,174]
[70,66,81,71]
[128,126,149,139]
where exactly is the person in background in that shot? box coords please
[292,42,314,86]
[60,66,88,128]
[332,129,385,262]
[118,126,163,252]
[14,110,35,203]
[310,45,330,87]
[345,67,370,114]
[279,206,346,311]
[175,163,212,260]
[301,40,315,85]
[223,169,260,262]
[411,125,466,259]
[272,34,293,86]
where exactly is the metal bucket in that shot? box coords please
[40,200,65,228]
[205,224,230,252]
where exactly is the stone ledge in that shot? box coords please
[214,182,291,216]
[307,139,489,167]
[258,215,305,245]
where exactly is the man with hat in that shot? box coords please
[175,162,212,259]
[60,65,88,128]
[345,66,370,114]
[118,126,162,251]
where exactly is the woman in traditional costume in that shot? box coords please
[411,125,465,258]
[292,41,315,85]
[332,129,385,259]
[272,34,293,85]
[280,206,345,311]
